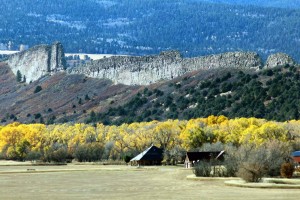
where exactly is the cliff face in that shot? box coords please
[68,51,263,85]
[5,41,297,86]
[265,53,296,68]
[6,42,65,83]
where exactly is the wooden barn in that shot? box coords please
[184,151,225,168]
[292,151,300,164]
[130,145,163,166]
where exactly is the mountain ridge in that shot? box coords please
[5,43,297,86]
[68,51,262,85]
[1,0,300,60]
[1,43,299,125]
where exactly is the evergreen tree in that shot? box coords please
[16,70,22,82]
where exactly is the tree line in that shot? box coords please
[0,116,299,163]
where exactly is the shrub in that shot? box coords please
[51,148,68,163]
[74,143,104,162]
[43,145,68,163]
[34,85,42,93]
[26,151,42,162]
[280,162,294,178]
[161,160,167,165]
[193,161,211,177]
[211,163,227,177]
[235,144,269,182]
[228,141,291,182]
[34,113,41,119]
[74,145,89,162]
[237,162,267,182]
[264,140,291,177]
[85,94,90,101]
[223,145,239,177]
[123,155,133,163]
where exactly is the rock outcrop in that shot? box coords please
[68,51,262,85]
[6,41,297,86]
[265,53,295,68]
[6,42,65,83]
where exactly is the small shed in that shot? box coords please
[185,151,225,168]
[292,151,300,163]
[130,145,163,166]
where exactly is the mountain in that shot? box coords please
[1,0,300,61]
[1,43,300,125]
[195,0,300,9]
[87,63,300,125]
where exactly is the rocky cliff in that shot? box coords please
[5,41,297,86]
[265,53,296,68]
[6,42,65,83]
[68,51,263,85]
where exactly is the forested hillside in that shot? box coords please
[1,0,300,60]
[87,64,300,125]
[1,58,300,125]
[197,0,300,9]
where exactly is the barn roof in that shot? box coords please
[186,151,224,162]
[130,145,163,162]
[292,151,300,157]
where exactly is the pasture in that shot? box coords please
[0,164,299,200]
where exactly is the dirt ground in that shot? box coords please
[0,164,299,200]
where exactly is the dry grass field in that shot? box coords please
[0,164,299,200]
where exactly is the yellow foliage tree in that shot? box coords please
[0,116,293,161]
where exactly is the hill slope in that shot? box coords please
[0,62,141,124]
[1,59,299,125]
[87,64,300,125]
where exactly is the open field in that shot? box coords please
[0,164,299,200]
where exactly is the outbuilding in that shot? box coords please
[292,151,300,164]
[130,145,163,166]
[184,151,225,168]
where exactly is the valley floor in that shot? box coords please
[0,163,298,200]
